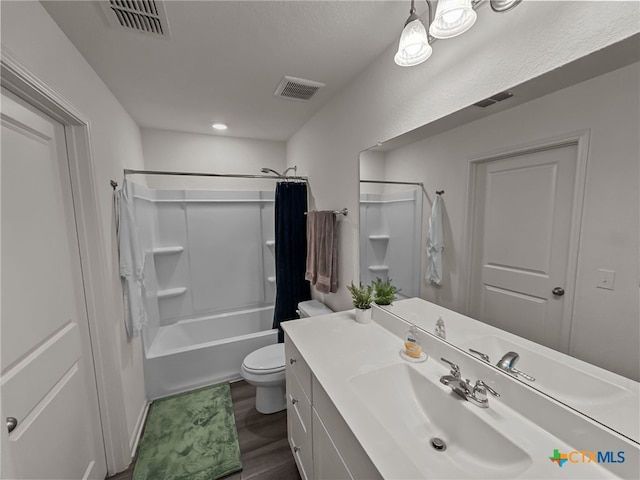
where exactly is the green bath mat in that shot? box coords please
[133,383,242,480]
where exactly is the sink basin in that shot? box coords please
[461,335,632,406]
[349,363,532,479]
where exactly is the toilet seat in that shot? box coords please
[242,343,285,375]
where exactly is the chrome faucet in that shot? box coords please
[468,348,490,362]
[497,351,536,382]
[497,351,519,370]
[439,358,500,408]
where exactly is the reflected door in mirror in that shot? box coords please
[469,141,579,353]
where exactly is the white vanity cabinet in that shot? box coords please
[285,334,382,480]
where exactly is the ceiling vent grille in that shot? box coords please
[100,1,170,38]
[473,91,514,108]
[274,76,325,101]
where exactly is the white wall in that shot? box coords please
[141,128,286,190]
[381,63,639,380]
[359,150,386,195]
[1,0,147,468]
[287,1,640,314]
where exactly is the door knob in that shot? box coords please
[6,417,17,434]
[552,287,565,297]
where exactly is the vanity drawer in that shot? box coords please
[288,373,313,480]
[287,367,312,437]
[285,335,312,401]
[289,408,312,480]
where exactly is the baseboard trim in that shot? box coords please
[129,401,150,459]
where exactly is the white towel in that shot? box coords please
[116,180,147,337]
[426,194,444,286]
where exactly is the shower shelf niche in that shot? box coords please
[369,234,390,241]
[368,265,389,272]
[153,246,184,255]
[158,287,187,299]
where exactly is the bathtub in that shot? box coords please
[143,305,276,400]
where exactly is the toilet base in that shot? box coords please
[255,384,286,414]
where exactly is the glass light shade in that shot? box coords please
[394,19,433,67]
[429,0,477,39]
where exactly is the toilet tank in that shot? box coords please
[297,299,333,318]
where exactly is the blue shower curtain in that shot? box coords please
[273,181,311,342]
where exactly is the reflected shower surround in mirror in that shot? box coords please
[360,184,423,299]
[394,0,521,67]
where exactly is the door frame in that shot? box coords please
[461,130,590,353]
[1,47,131,474]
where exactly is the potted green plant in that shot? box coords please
[373,277,400,306]
[347,281,373,324]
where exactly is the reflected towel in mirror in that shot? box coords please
[426,195,444,286]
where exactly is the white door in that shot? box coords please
[469,142,579,352]
[1,89,106,479]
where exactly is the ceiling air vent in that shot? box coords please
[473,91,514,108]
[100,0,171,38]
[274,76,325,101]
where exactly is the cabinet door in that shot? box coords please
[312,409,353,480]
[312,377,383,480]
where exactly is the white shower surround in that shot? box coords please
[130,182,277,399]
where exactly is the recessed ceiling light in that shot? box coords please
[212,122,228,131]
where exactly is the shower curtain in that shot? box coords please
[273,181,311,342]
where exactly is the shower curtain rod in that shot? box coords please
[122,168,308,182]
[360,179,423,186]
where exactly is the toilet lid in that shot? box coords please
[243,343,285,374]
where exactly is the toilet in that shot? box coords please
[241,300,333,414]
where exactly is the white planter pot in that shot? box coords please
[355,308,372,324]
[374,302,393,310]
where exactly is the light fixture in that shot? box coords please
[394,0,521,67]
[394,0,432,67]
[490,0,522,13]
[211,122,228,131]
[429,0,477,39]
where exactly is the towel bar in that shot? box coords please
[305,208,348,216]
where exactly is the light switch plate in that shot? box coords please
[596,269,615,290]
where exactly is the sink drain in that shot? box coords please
[430,437,447,451]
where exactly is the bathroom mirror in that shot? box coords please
[359,36,640,443]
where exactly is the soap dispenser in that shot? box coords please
[401,324,427,362]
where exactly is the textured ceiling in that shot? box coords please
[43,1,414,141]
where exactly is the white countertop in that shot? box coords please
[283,308,638,479]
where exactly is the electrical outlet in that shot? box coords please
[596,269,615,290]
